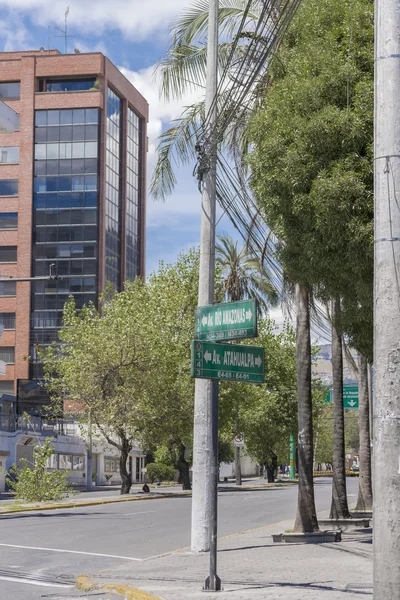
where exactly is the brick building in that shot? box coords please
[0,49,148,410]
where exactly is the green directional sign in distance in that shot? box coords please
[191,340,265,384]
[324,385,359,409]
[195,299,257,341]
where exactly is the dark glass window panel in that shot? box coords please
[58,210,70,224]
[57,261,70,275]
[33,261,46,276]
[59,126,73,142]
[58,193,71,209]
[47,110,60,126]
[45,228,58,242]
[0,347,15,363]
[34,294,45,308]
[47,211,59,225]
[84,192,97,207]
[69,278,83,293]
[83,260,97,274]
[34,228,45,243]
[70,244,83,257]
[84,210,96,224]
[34,212,45,226]
[0,180,18,196]
[0,213,17,229]
[84,226,97,241]
[72,159,84,174]
[46,177,58,192]
[71,210,84,224]
[84,158,97,174]
[0,313,15,329]
[34,246,46,259]
[58,229,71,242]
[45,245,57,259]
[45,296,57,310]
[46,79,96,93]
[0,281,16,296]
[71,192,84,208]
[72,125,85,142]
[47,127,60,142]
[58,245,71,258]
[85,175,97,191]
[45,194,58,209]
[34,177,46,193]
[33,281,45,294]
[0,82,19,98]
[0,246,17,262]
[85,109,99,124]
[35,161,46,176]
[83,277,96,292]
[59,160,72,174]
[46,160,59,175]
[83,244,96,258]
[73,109,85,124]
[60,110,73,125]
[35,127,47,143]
[70,261,83,275]
[74,295,84,309]
[58,176,71,192]
[85,125,98,141]
[70,227,83,241]
[35,111,47,127]
[83,294,96,305]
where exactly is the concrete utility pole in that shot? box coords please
[191,0,219,553]
[374,0,400,595]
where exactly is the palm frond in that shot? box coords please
[150,101,205,201]
[171,0,262,48]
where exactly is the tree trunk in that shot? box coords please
[177,443,191,491]
[265,464,275,483]
[356,352,373,510]
[329,296,350,519]
[234,398,242,485]
[294,283,319,532]
[119,442,132,495]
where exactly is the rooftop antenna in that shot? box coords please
[55,6,73,54]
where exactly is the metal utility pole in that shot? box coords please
[191,0,219,554]
[374,0,400,595]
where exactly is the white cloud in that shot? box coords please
[0,0,190,40]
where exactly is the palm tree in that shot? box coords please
[216,234,278,485]
[151,0,319,532]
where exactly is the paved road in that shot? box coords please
[0,478,358,599]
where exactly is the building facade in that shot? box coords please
[0,49,148,401]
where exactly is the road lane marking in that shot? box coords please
[0,574,73,588]
[0,543,142,561]
[123,510,156,516]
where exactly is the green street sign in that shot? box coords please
[324,385,359,409]
[195,299,257,341]
[191,340,265,384]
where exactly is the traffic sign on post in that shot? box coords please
[195,299,257,341]
[324,385,359,409]
[191,340,265,383]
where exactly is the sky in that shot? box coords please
[0,0,330,341]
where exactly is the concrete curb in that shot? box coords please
[76,575,162,600]
[0,492,191,515]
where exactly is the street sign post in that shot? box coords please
[324,385,359,409]
[191,340,265,384]
[195,299,257,341]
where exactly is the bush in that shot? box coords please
[6,439,73,502]
[146,462,175,483]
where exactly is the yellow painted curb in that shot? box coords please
[0,492,191,515]
[76,575,162,600]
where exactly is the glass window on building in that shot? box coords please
[0,147,19,164]
[104,458,119,472]
[0,347,14,364]
[0,82,20,99]
[0,281,15,296]
[0,313,15,329]
[0,246,17,262]
[0,180,18,196]
[105,88,122,289]
[31,108,100,372]
[72,456,85,470]
[126,107,141,281]
[41,79,97,93]
[46,454,58,469]
[0,213,17,229]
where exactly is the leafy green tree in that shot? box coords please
[146,463,175,484]
[248,0,373,524]
[7,439,72,502]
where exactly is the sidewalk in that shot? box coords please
[78,514,373,600]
